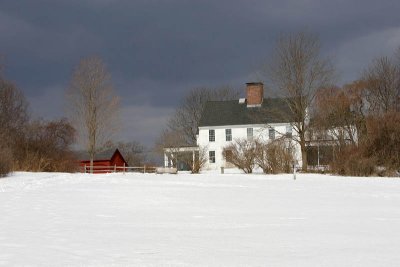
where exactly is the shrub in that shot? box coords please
[13,118,77,172]
[179,146,208,174]
[223,139,256,173]
[255,139,294,174]
[330,146,376,176]
[0,146,13,177]
[329,112,400,177]
[364,112,400,172]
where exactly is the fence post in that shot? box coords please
[123,163,125,174]
[293,163,296,180]
[192,150,195,171]
[144,165,146,174]
[84,165,86,173]
[114,164,116,173]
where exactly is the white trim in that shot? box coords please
[199,122,293,130]
[164,146,199,153]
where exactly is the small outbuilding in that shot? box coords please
[78,149,128,173]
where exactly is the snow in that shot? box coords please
[1,172,400,266]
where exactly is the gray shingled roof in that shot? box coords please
[198,98,294,127]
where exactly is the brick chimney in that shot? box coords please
[246,82,264,107]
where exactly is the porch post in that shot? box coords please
[164,152,168,167]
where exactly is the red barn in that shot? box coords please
[78,149,128,173]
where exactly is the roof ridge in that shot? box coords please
[205,99,238,103]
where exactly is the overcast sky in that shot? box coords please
[1,0,400,147]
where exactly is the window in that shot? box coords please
[247,128,253,140]
[286,125,292,138]
[225,129,232,141]
[224,150,233,163]
[209,129,215,142]
[269,128,275,140]
[209,151,215,163]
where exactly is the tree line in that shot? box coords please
[312,54,400,176]
[2,31,399,177]
[0,76,76,176]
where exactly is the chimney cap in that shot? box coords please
[246,82,263,86]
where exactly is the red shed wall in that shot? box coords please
[110,153,127,168]
[78,150,127,173]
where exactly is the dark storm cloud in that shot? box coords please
[1,0,400,145]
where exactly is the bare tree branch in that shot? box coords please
[260,31,335,171]
[363,56,400,113]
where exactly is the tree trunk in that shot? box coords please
[300,140,308,172]
[90,154,94,174]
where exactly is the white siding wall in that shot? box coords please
[198,124,302,170]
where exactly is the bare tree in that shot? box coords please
[262,32,334,171]
[0,78,29,142]
[363,56,400,113]
[168,86,240,145]
[342,80,369,141]
[116,141,146,166]
[66,56,120,172]
[312,87,358,147]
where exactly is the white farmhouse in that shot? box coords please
[196,82,301,170]
[163,82,302,171]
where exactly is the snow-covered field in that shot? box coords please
[1,172,400,266]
